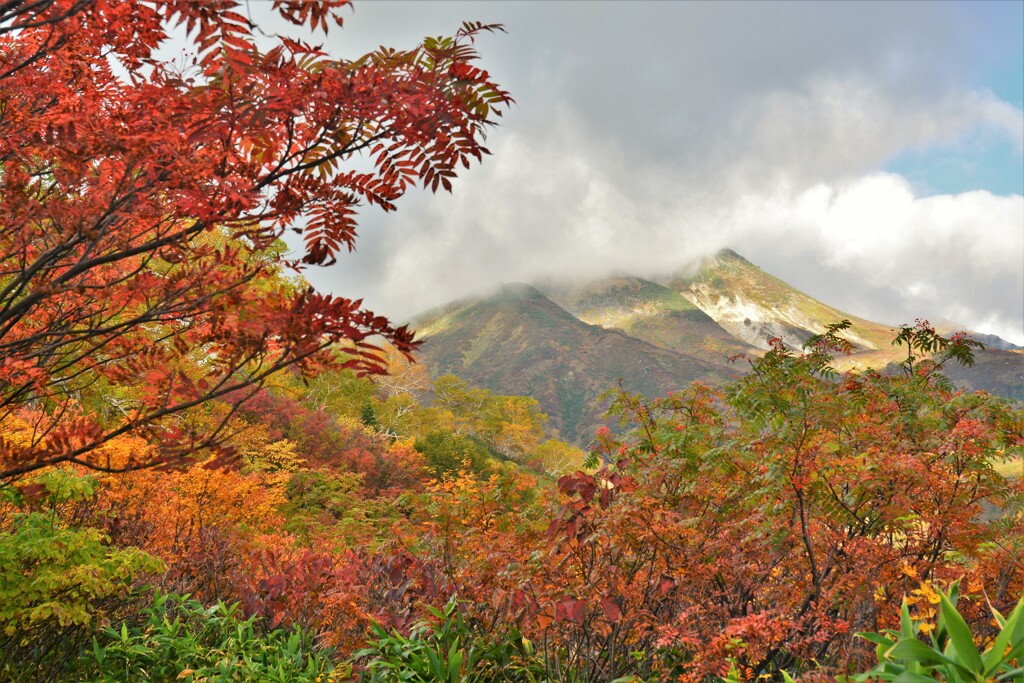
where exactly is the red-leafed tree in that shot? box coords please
[0,0,511,479]
[505,323,1023,681]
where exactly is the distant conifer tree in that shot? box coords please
[360,404,380,431]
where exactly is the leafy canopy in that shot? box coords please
[0,0,511,479]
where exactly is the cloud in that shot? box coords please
[733,175,1024,344]
[309,83,1023,342]
[294,1,1023,345]
[727,79,1023,189]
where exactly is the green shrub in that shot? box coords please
[353,598,550,682]
[0,469,162,681]
[84,592,340,682]
[414,432,491,478]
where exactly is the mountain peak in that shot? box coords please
[658,249,894,353]
[713,247,751,265]
[492,282,546,303]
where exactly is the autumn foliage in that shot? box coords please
[0,0,511,479]
[3,320,1023,681]
[501,325,1022,680]
[1,2,1022,682]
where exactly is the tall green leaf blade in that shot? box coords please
[892,672,945,683]
[938,592,984,673]
[995,665,1024,681]
[900,599,915,638]
[982,597,1023,674]
[424,647,442,678]
[889,638,968,674]
[447,645,463,682]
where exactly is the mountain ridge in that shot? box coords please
[412,282,739,444]
[411,249,1023,445]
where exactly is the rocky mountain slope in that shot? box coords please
[537,275,761,366]
[662,249,1023,386]
[660,249,895,355]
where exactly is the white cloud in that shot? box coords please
[296,2,1024,346]
[725,79,1023,189]
[734,175,1024,344]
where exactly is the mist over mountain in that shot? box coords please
[536,273,761,366]
[412,249,1023,445]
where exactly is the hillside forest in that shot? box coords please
[1,2,1022,682]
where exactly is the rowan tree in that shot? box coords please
[0,0,511,479]
[496,324,1023,681]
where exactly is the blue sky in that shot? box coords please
[884,1,1023,196]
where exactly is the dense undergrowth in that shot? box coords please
[1,322,1021,682]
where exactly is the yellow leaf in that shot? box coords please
[919,582,941,604]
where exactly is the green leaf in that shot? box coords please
[424,647,442,678]
[888,638,964,671]
[996,666,1024,681]
[899,599,915,638]
[937,591,983,673]
[857,631,897,648]
[891,672,942,683]
[982,598,1023,674]
[447,645,463,681]
[424,604,446,620]
[947,578,961,609]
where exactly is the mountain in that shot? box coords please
[411,250,1022,446]
[955,332,1023,352]
[660,249,897,356]
[917,350,1024,402]
[660,250,1023,378]
[537,275,762,367]
[412,283,739,445]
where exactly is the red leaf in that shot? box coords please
[601,597,622,622]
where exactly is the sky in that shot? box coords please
[256,0,1024,345]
